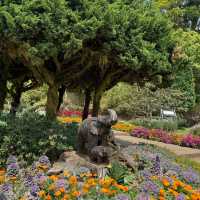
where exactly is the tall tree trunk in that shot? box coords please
[46,85,59,120]
[0,57,8,112]
[10,86,23,116]
[92,89,102,117]
[82,89,91,120]
[57,85,66,112]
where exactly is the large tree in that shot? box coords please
[0,0,181,118]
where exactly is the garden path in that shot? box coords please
[115,131,200,163]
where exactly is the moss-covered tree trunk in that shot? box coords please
[92,89,102,117]
[82,89,91,120]
[46,85,59,120]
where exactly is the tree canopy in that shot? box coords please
[0,0,190,118]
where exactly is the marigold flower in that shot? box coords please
[101,188,110,194]
[49,175,58,182]
[159,189,165,196]
[55,191,62,197]
[45,194,52,200]
[48,184,55,191]
[162,178,170,187]
[184,184,193,191]
[69,176,77,185]
[38,190,46,197]
[62,194,70,200]
[71,190,81,197]
[60,187,65,193]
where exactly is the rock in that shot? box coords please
[0,193,7,200]
[56,151,109,177]
[47,168,63,176]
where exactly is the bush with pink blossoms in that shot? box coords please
[131,127,200,149]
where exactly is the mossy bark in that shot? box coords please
[92,89,102,117]
[46,85,59,120]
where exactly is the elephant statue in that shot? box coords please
[77,109,118,163]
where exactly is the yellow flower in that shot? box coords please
[55,191,62,197]
[48,184,55,191]
[38,190,46,197]
[63,170,70,177]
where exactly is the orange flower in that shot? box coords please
[45,194,52,200]
[71,190,81,197]
[62,194,70,200]
[162,178,170,187]
[114,183,129,192]
[101,188,110,194]
[69,176,77,185]
[159,189,165,196]
[38,190,46,197]
[60,187,65,193]
[55,191,62,197]
[49,175,58,182]
[184,184,193,191]
[87,178,96,186]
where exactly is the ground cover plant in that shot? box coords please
[0,144,200,199]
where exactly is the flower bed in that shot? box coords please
[57,109,82,117]
[0,156,130,200]
[1,144,200,200]
[57,116,135,133]
[131,127,200,149]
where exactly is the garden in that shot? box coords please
[0,0,200,200]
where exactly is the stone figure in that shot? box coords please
[77,109,118,163]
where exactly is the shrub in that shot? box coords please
[0,113,78,166]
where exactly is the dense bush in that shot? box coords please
[0,113,78,166]
[103,82,195,119]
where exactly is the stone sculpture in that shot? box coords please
[77,109,118,163]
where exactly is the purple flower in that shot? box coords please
[151,155,161,175]
[6,155,17,165]
[176,193,186,200]
[115,194,130,200]
[55,179,65,189]
[182,169,200,184]
[141,180,159,195]
[0,183,12,193]
[7,162,19,176]
[38,155,50,166]
[30,185,39,196]
[136,192,151,200]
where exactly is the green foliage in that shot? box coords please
[107,161,129,184]
[0,113,78,166]
[103,82,194,117]
[130,118,188,132]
